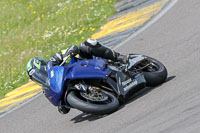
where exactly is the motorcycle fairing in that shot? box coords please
[43,61,67,106]
[64,59,110,80]
[106,72,146,100]
[44,58,110,106]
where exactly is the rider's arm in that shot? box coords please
[50,52,63,66]
[49,45,79,66]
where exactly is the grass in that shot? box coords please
[0,0,117,98]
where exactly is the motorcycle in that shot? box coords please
[31,54,167,115]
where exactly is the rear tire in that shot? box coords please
[143,57,167,87]
[67,90,119,115]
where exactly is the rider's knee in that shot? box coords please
[82,38,101,48]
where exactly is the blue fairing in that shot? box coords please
[64,58,110,80]
[44,58,110,106]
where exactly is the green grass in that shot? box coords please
[0,0,117,98]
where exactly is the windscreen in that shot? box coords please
[31,67,49,87]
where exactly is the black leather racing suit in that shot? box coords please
[50,38,128,66]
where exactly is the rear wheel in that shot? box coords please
[142,57,167,87]
[67,86,119,115]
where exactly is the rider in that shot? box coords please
[26,38,128,114]
[50,38,128,66]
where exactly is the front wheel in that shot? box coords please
[142,57,168,87]
[67,89,119,115]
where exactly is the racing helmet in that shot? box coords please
[26,56,49,86]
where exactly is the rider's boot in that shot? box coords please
[117,54,128,64]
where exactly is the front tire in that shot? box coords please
[143,57,168,87]
[67,90,119,115]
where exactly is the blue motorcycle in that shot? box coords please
[28,54,167,115]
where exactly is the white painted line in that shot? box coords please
[113,0,178,50]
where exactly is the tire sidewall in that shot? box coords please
[67,90,119,115]
[143,56,168,86]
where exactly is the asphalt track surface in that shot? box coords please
[1,0,200,132]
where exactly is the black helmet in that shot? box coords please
[26,56,49,86]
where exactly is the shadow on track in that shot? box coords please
[70,113,107,123]
[70,76,175,123]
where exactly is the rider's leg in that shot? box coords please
[79,39,128,63]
